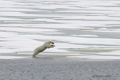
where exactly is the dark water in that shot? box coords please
[0,0,120,59]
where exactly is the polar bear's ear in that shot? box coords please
[45,40,54,44]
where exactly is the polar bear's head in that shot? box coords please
[44,41,55,48]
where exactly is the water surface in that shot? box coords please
[0,0,120,59]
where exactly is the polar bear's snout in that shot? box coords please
[49,42,55,48]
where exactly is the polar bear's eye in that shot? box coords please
[51,42,54,44]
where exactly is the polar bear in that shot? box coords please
[32,41,55,58]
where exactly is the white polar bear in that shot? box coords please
[32,41,55,58]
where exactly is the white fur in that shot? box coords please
[32,41,55,58]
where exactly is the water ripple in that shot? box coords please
[0,0,120,59]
